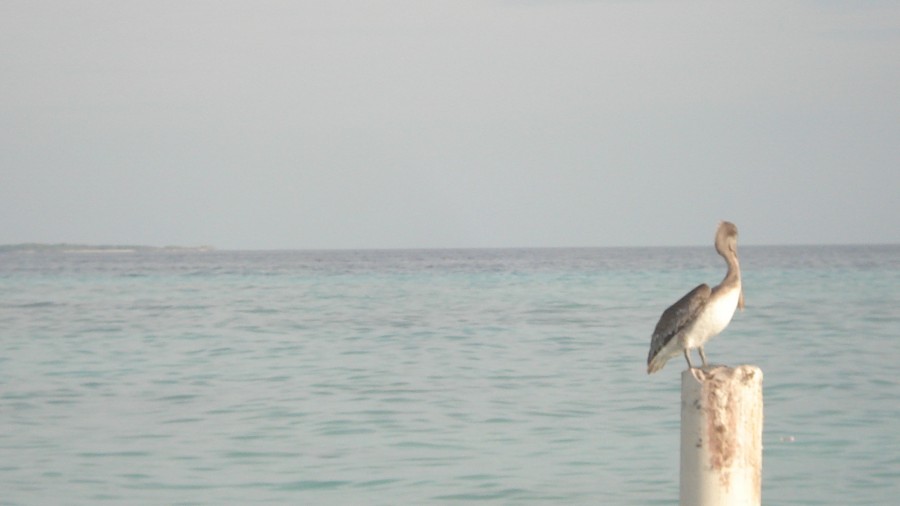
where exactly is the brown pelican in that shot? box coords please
[647,221,744,374]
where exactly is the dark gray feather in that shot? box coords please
[647,283,711,364]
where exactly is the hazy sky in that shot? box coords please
[2,1,898,249]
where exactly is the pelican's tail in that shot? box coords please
[647,351,668,374]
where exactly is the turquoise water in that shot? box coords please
[1,246,898,505]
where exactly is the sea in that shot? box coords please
[1,245,898,505]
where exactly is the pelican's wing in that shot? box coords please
[647,283,711,365]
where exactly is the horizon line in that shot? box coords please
[3,241,898,253]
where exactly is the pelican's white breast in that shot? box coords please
[682,284,741,349]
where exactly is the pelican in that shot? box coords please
[647,221,745,374]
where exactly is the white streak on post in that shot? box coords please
[680,365,763,506]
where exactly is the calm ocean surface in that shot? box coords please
[1,245,898,505]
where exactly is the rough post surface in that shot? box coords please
[680,365,763,506]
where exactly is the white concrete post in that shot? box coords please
[680,365,763,506]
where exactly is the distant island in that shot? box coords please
[0,243,214,254]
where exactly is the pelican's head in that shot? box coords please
[714,221,739,257]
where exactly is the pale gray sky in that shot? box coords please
[2,1,898,249]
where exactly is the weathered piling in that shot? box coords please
[680,365,763,506]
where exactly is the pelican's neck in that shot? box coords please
[721,249,741,286]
